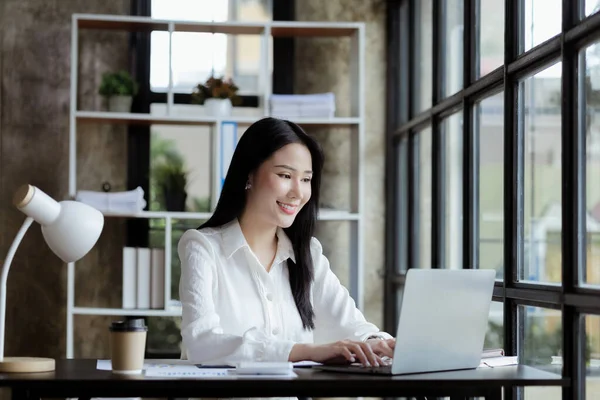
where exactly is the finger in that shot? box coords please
[349,343,370,366]
[341,347,355,363]
[375,341,394,358]
[386,338,396,349]
[360,342,380,367]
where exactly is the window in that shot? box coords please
[584,42,600,288]
[521,63,562,284]
[388,1,600,398]
[443,111,463,269]
[477,92,504,278]
[415,127,432,269]
[150,0,270,93]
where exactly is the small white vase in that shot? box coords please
[204,98,232,117]
[108,95,133,113]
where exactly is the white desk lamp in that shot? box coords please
[0,184,104,373]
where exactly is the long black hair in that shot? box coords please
[200,117,323,330]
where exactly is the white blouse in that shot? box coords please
[178,218,392,365]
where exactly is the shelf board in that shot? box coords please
[76,15,264,35]
[102,211,213,220]
[99,209,359,221]
[76,111,360,126]
[174,21,265,35]
[72,307,181,317]
[270,21,361,37]
[318,209,360,221]
[75,15,361,37]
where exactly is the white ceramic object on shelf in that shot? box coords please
[204,98,232,117]
[108,95,133,113]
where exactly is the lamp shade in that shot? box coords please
[13,185,104,263]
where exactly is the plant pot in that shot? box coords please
[163,190,187,212]
[108,95,133,113]
[204,98,232,117]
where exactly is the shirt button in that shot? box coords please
[266,293,273,301]
[272,328,280,335]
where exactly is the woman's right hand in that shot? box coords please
[289,341,383,367]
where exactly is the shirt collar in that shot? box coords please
[275,226,296,264]
[221,219,296,264]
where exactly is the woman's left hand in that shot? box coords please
[365,338,396,358]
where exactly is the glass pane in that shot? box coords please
[485,301,504,350]
[412,0,433,113]
[416,127,432,269]
[585,0,600,17]
[443,111,463,269]
[521,63,562,284]
[522,0,561,53]
[442,0,464,97]
[522,306,563,400]
[477,92,504,279]
[521,306,563,366]
[396,139,409,273]
[583,42,600,287]
[478,0,505,77]
[585,314,600,399]
[151,0,268,93]
[150,105,213,213]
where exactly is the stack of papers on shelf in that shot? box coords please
[270,93,336,119]
[76,186,146,214]
[479,356,519,368]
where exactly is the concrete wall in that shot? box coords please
[0,0,129,372]
[295,0,387,328]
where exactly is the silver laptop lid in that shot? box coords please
[391,269,496,375]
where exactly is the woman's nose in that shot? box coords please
[288,179,302,199]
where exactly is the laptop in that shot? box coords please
[316,268,496,375]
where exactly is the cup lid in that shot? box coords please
[109,318,148,332]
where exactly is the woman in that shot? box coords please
[178,117,395,367]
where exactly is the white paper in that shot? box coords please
[97,359,196,371]
[145,366,231,378]
[479,356,519,368]
[292,360,322,367]
[96,360,297,378]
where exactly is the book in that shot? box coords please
[151,248,165,309]
[122,247,137,309]
[136,247,151,309]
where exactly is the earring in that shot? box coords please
[245,181,252,190]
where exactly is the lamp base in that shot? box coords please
[0,357,55,373]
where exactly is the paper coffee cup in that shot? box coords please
[109,319,148,375]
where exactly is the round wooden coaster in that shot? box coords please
[0,357,56,373]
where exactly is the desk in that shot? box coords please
[0,359,567,400]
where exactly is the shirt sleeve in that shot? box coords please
[178,230,296,365]
[311,237,393,344]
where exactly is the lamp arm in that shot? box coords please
[0,217,33,362]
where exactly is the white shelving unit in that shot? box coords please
[67,13,365,358]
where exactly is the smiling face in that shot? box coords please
[245,143,313,229]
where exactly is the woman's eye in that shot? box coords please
[278,174,291,179]
[303,177,312,183]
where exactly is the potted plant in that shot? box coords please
[153,162,188,212]
[191,76,242,117]
[98,70,138,113]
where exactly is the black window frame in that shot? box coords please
[385,1,600,399]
